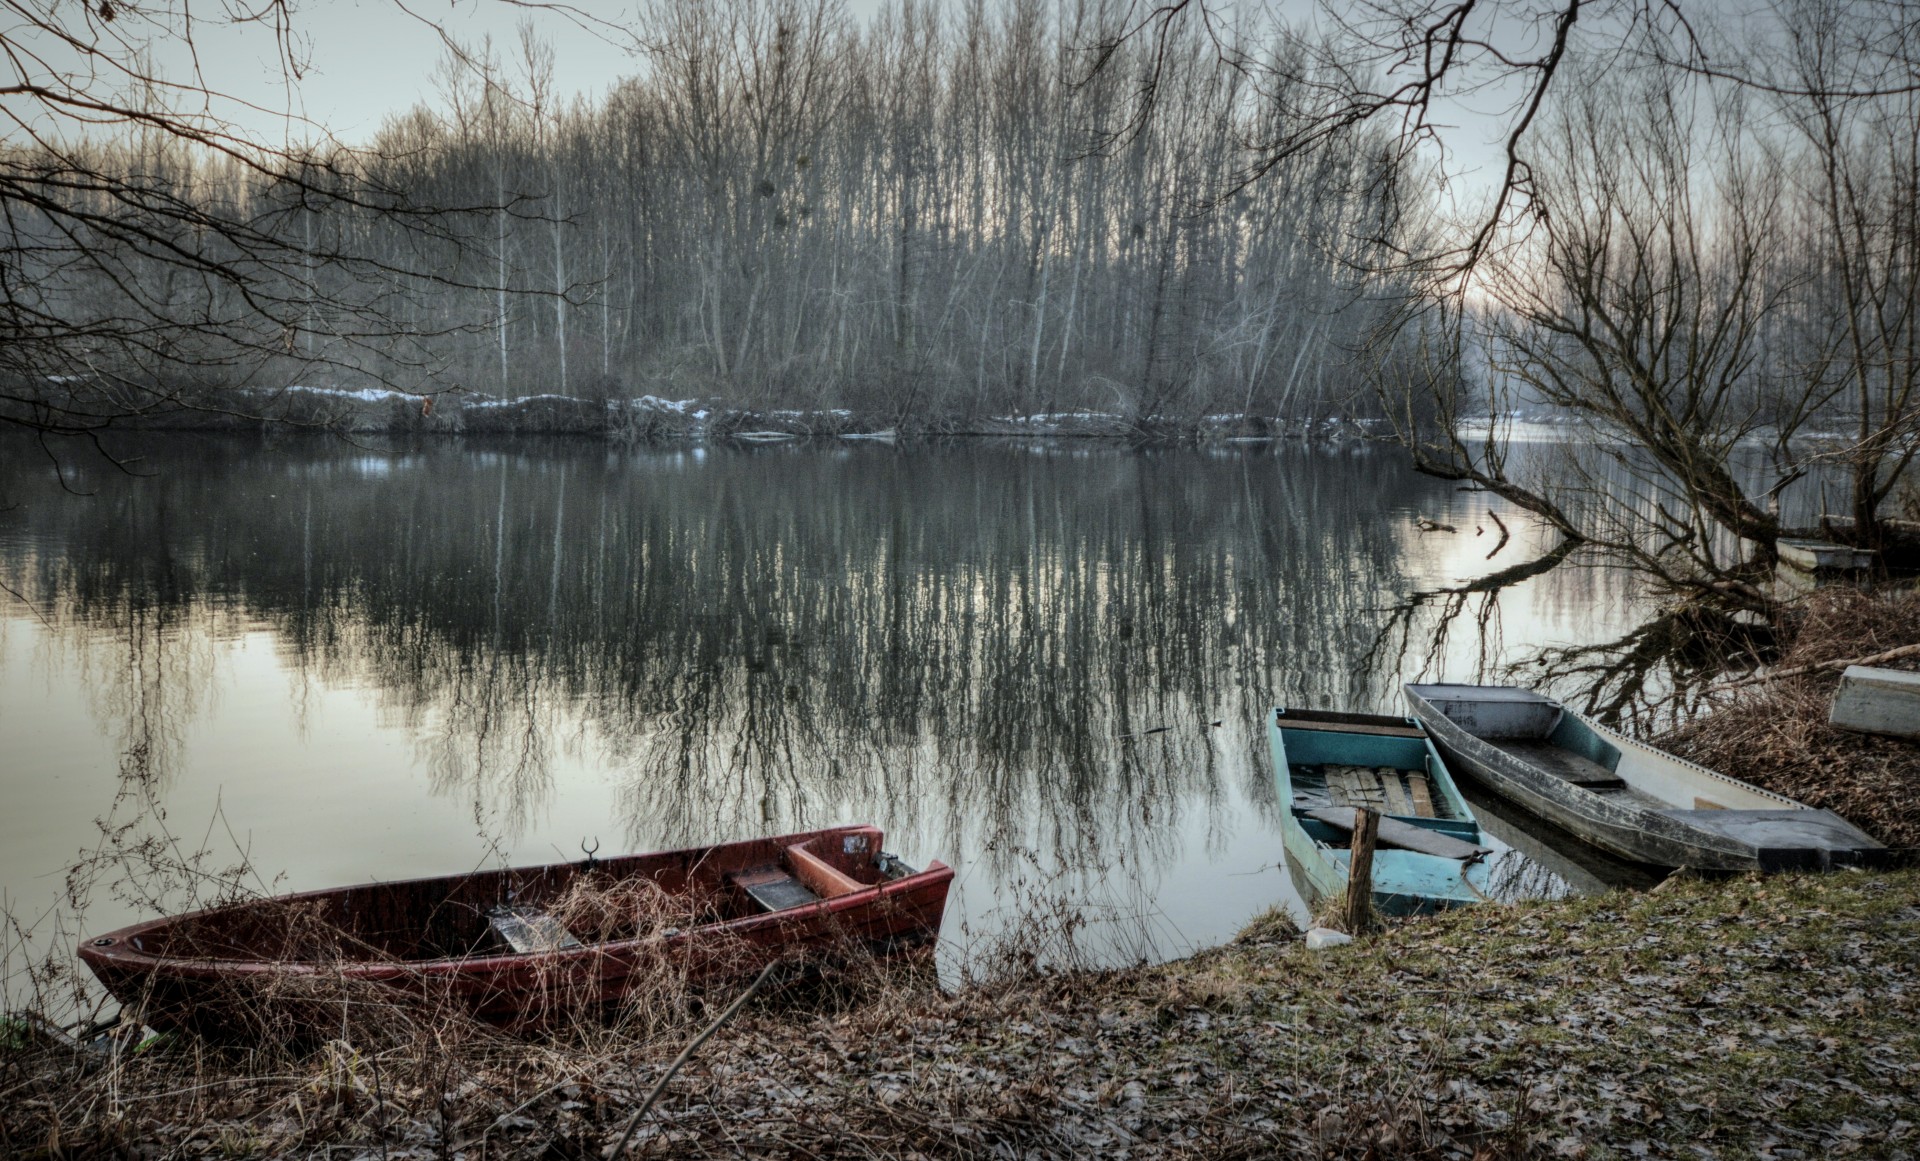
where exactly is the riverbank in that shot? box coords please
[24,382,1392,443]
[3,581,1914,1159]
[5,866,1916,1159]
[1659,586,1920,851]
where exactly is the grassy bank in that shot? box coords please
[5,868,1916,1159]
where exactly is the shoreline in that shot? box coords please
[9,384,1399,444]
[5,868,1914,1158]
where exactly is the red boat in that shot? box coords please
[79,825,952,1035]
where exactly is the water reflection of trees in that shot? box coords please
[4,436,1468,875]
[1370,433,1843,723]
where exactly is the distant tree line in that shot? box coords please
[0,0,506,444]
[3,0,1431,435]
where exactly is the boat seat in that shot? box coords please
[728,845,868,914]
[1657,808,1886,862]
[488,905,583,953]
[729,866,822,912]
[785,843,865,898]
[1302,807,1493,860]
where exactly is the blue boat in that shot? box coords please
[1269,707,1493,915]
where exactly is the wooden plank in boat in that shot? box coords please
[1407,774,1437,818]
[1382,771,1415,816]
[1304,808,1493,860]
[1328,765,1387,810]
[1290,719,1425,738]
[488,906,582,953]
[1491,740,1627,788]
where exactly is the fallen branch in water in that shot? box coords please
[1723,641,1920,688]
[1484,510,1510,560]
[607,960,781,1156]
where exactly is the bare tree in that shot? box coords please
[1479,70,1813,605]
[1774,0,1920,550]
[0,1,554,454]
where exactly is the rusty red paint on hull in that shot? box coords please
[78,825,952,1035]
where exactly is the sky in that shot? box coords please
[127,1,931,146]
[5,0,1562,210]
[158,0,1513,196]
[147,1,661,145]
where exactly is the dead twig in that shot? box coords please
[607,960,781,1157]
[1484,510,1510,561]
[1723,641,1920,688]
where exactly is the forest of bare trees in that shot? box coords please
[3,0,1425,436]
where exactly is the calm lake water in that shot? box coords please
[0,434,1650,1000]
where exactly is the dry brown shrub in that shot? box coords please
[1658,586,1920,848]
[547,873,715,943]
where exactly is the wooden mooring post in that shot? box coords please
[1345,806,1380,934]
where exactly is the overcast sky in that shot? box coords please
[137,1,907,146]
[183,0,1515,190]
[5,0,1555,211]
[147,2,657,144]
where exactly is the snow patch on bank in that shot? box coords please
[284,384,415,404]
[465,393,580,410]
[626,395,699,413]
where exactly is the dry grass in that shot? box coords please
[1657,585,1920,849]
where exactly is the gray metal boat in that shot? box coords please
[1404,684,1886,872]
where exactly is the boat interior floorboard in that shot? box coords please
[1291,764,1453,820]
[1490,740,1628,789]
[729,867,822,913]
[1584,783,1670,810]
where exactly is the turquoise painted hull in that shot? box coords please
[1270,708,1491,916]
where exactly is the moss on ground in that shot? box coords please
[1178,869,1919,1158]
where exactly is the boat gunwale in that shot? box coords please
[1397,679,1904,867]
[1404,682,1809,810]
[1566,702,1809,810]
